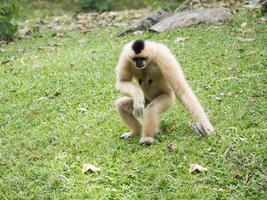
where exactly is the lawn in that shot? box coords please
[0,6,266,200]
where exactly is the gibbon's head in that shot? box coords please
[128,40,153,69]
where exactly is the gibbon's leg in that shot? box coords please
[140,94,175,145]
[115,96,142,139]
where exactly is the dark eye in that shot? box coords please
[133,57,145,61]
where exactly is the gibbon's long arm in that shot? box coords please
[155,45,213,130]
[115,53,144,104]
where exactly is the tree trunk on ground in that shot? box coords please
[150,8,233,33]
[117,9,169,36]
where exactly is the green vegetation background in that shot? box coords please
[0,0,266,199]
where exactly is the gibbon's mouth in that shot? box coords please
[135,65,146,69]
[133,56,146,69]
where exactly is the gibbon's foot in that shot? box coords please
[193,123,213,136]
[120,132,137,139]
[140,137,155,145]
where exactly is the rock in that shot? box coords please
[117,9,169,36]
[150,8,233,33]
[260,0,267,13]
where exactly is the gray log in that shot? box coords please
[117,9,169,37]
[150,8,233,33]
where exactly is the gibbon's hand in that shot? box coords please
[193,122,214,136]
[133,98,144,117]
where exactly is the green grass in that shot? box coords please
[0,9,266,200]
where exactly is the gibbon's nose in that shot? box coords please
[136,60,144,68]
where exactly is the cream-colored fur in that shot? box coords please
[115,40,214,145]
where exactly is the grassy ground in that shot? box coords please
[0,7,266,200]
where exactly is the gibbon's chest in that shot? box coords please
[131,64,162,87]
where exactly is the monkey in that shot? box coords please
[115,40,214,145]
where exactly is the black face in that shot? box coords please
[133,57,145,68]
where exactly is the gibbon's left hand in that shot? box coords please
[133,99,144,117]
[193,122,214,136]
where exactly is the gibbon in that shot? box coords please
[115,40,214,145]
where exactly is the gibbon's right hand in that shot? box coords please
[133,99,144,117]
[193,122,214,136]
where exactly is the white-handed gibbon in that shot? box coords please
[115,40,214,145]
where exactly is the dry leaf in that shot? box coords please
[37,91,61,101]
[175,36,189,44]
[165,127,173,133]
[167,143,177,151]
[237,37,255,42]
[189,164,208,173]
[240,22,247,28]
[52,32,64,38]
[82,163,100,173]
[1,60,11,65]
[257,17,267,22]
[77,107,88,113]
[211,95,222,102]
[133,30,143,35]
[18,27,31,37]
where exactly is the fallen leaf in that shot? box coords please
[82,163,100,173]
[38,43,60,51]
[240,22,247,28]
[257,17,267,22]
[18,27,31,37]
[77,107,88,113]
[237,37,255,42]
[203,85,212,90]
[189,164,208,173]
[37,96,49,101]
[211,96,222,102]
[175,36,189,44]
[1,60,11,65]
[79,39,88,44]
[51,92,61,98]
[37,91,61,101]
[133,30,143,35]
[0,48,6,52]
[211,25,224,29]
[165,127,173,133]
[52,32,64,37]
[32,64,41,69]
[17,48,25,53]
[167,143,177,151]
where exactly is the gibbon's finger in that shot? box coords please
[134,108,143,117]
[193,123,208,136]
[201,124,213,135]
